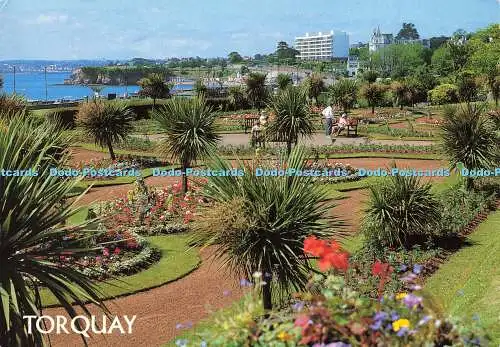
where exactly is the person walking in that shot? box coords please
[321,103,334,138]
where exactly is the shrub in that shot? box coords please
[45,108,77,129]
[428,84,459,105]
[362,169,441,249]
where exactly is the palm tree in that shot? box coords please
[441,104,499,190]
[267,86,315,155]
[391,81,409,110]
[276,73,293,91]
[304,74,325,104]
[192,147,343,310]
[361,83,386,114]
[194,79,207,97]
[0,115,108,347]
[137,73,170,108]
[363,70,379,84]
[328,79,358,112]
[228,85,247,110]
[152,97,221,193]
[245,72,268,110]
[77,100,135,160]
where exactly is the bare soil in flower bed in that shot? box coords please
[70,147,108,164]
[48,247,244,347]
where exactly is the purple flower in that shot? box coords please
[223,290,231,296]
[413,264,423,274]
[185,321,193,328]
[399,264,408,272]
[370,320,383,330]
[403,294,423,309]
[418,315,432,326]
[326,343,351,347]
[175,323,184,329]
[374,311,389,321]
[400,273,417,282]
[409,284,422,291]
[391,311,399,321]
[396,327,409,337]
[239,279,252,287]
[292,301,305,312]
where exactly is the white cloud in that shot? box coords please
[33,13,68,25]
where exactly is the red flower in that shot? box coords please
[103,248,110,257]
[294,314,310,328]
[372,260,393,277]
[303,236,327,257]
[114,247,121,255]
[319,251,349,272]
[304,236,350,272]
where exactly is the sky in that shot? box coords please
[0,0,498,60]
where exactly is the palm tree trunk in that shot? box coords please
[107,140,116,160]
[371,105,375,114]
[262,271,272,311]
[286,141,292,156]
[182,161,189,194]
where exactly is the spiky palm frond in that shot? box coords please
[0,116,107,347]
[328,79,358,111]
[304,74,325,101]
[276,74,293,91]
[267,86,314,154]
[193,147,345,301]
[0,94,28,120]
[245,72,268,109]
[363,169,441,249]
[77,100,134,159]
[441,103,499,172]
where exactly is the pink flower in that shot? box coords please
[103,248,110,257]
[114,247,121,255]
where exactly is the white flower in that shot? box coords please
[253,271,262,278]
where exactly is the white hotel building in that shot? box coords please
[294,30,349,60]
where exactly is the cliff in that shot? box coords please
[64,66,171,85]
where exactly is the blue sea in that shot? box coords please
[0,72,192,101]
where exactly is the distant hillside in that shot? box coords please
[65,66,172,85]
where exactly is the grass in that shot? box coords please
[423,210,500,343]
[41,233,201,307]
[324,152,443,160]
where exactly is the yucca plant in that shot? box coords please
[441,103,499,190]
[0,94,28,121]
[362,168,441,250]
[0,115,107,347]
[152,97,220,193]
[245,72,268,110]
[192,147,344,310]
[276,73,293,91]
[328,79,358,112]
[303,74,325,104]
[77,100,135,160]
[361,83,386,114]
[137,73,170,108]
[267,86,314,155]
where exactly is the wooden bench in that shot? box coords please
[333,118,358,137]
[243,116,260,134]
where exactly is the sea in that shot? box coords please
[0,72,193,102]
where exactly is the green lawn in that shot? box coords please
[423,210,500,343]
[42,233,201,307]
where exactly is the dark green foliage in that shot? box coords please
[152,97,220,192]
[363,70,378,84]
[245,72,268,110]
[77,100,135,159]
[276,73,293,91]
[441,104,499,189]
[192,147,343,309]
[362,170,441,249]
[328,79,358,111]
[267,86,314,155]
[304,74,325,102]
[0,116,108,347]
[456,71,478,102]
[137,73,170,107]
[361,83,386,114]
[396,22,420,40]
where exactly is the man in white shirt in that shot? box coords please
[321,103,335,137]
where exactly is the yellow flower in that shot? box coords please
[395,292,408,300]
[392,319,410,332]
[277,331,292,341]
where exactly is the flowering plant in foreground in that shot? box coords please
[194,237,488,346]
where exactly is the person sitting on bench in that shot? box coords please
[332,113,348,137]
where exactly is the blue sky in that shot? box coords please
[0,0,498,59]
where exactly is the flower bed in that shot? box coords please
[305,160,360,185]
[191,237,487,346]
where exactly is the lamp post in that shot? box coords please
[13,66,16,94]
[44,66,48,101]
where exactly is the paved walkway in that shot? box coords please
[135,132,436,147]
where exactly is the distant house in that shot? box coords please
[369,26,430,52]
[369,27,394,52]
[347,56,360,77]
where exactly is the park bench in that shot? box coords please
[332,118,358,137]
[243,116,260,134]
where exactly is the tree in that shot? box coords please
[362,70,378,84]
[0,116,108,347]
[276,41,299,61]
[328,79,358,112]
[192,147,342,310]
[267,87,315,155]
[431,45,455,77]
[391,81,411,109]
[304,74,325,104]
[228,51,244,64]
[240,65,250,75]
[152,97,221,193]
[228,85,247,110]
[396,23,420,40]
[137,73,170,108]
[429,36,450,50]
[0,74,3,89]
[276,73,293,91]
[245,72,268,110]
[441,104,498,190]
[456,71,478,102]
[77,100,134,160]
[428,84,459,105]
[362,83,386,114]
[371,44,426,78]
